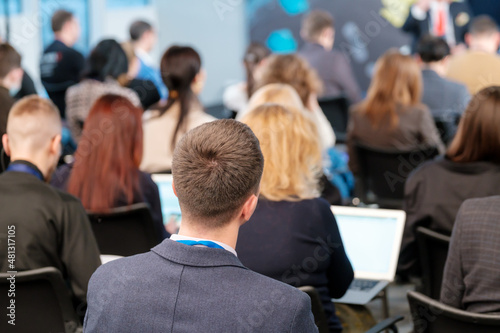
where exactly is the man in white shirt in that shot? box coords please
[403,0,473,53]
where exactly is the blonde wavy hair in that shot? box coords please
[254,54,322,107]
[241,103,322,201]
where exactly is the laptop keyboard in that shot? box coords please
[349,279,379,291]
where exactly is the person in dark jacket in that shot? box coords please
[239,103,353,333]
[398,86,500,278]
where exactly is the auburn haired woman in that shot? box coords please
[51,94,168,241]
[398,86,500,278]
[347,50,445,175]
[237,103,353,333]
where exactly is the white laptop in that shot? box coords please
[151,174,182,233]
[330,206,406,305]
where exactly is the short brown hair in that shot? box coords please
[301,10,334,42]
[0,43,21,79]
[255,54,322,106]
[447,86,500,164]
[129,20,153,41]
[51,10,74,33]
[172,120,264,227]
[469,15,499,36]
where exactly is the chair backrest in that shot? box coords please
[0,267,81,333]
[416,227,451,300]
[318,96,349,143]
[87,203,161,256]
[298,286,329,333]
[407,291,500,333]
[355,144,439,208]
[433,116,458,145]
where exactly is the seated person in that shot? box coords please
[238,104,353,333]
[140,46,215,173]
[299,10,361,103]
[66,39,140,142]
[398,86,500,277]
[347,50,445,175]
[84,120,318,332]
[51,94,168,241]
[0,96,101,310]
[441,196,500,313]
[417,35,470,144]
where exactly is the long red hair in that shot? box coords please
[68,94,143,212]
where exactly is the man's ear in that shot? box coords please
[464,33,472,47]
[50,134,62,157]
[172,180,178,197]
[2,134,11,156]
[240,194,259,225]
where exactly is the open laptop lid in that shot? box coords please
[330,206,405,281]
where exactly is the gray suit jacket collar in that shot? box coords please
[152,239,247,269]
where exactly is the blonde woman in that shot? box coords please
[347,50,445,175]
[236,103,353,333]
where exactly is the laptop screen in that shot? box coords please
[331,206,405,281]
[151,175,182,232]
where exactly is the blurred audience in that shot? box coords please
[66,39,140,142]
[223,42,270,114]
[441,196,500,313]
[347,50,445,175]
[0,96,101,309]
[398,86,500,278]
[417,35,470,144]
[40,10,84,118]
[299,10,361,103]
[121,41,160,110]
[402,0,472,52]
[238,103,353,333]
[446,15,500,94]
[51,94,168,241]
[129,20,167,100]
[140,46,215,173]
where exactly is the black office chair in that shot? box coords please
[205,103,235,119]
[87,203,161,256]
[0,267,82,333]
[407,291,500,333]
[299,286,329,333]
[416,227,451,300]
[318,96,349,143]
[355,144,439,209]
[365,315,404,333]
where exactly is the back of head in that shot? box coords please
[172,120,264,228]
[467,16,500,53]
[256,54,322,106]
[469,15,498,37]
[82,39,128,82]
[51,9,73,33]
[246,83,304,112]
[363,50,422,127]
[244,42,271,98]
[447,86,500,164]
[0,43,21,80]
[68,94,143,211]
[129,20,153,42]
[241,103,322,201]
[301,10,334,43]
[417,35,450,63]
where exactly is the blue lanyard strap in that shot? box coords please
[6,163,44,181]
[175,240,225,250]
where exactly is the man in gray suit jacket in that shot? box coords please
[417,35,470,144]
[84,120,318,332]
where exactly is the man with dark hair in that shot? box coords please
[0,43,23,172]
[0,96,101,310]
[417,35,470,144]
[298,10,361,103]
[129,20,167,99]
[40,9,84,118]
[446,15,500,94]
[84,120,318,332]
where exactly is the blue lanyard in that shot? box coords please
[6,163,44,181]
[176,240,225,250]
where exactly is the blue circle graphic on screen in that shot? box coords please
[266,29,298,54]
[279,0,309,16]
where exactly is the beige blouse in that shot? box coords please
[140,102,216,173]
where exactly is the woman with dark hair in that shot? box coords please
[51,94,168,241]
[66,39,140,142]
[398,86,500,278]
[140,46,215,173]
[223,42,270,114]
